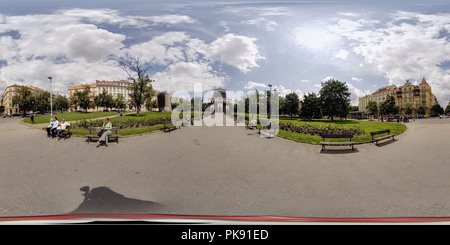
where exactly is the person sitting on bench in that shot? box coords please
[55,119,70,141]
[49,117,59,138]
[97,118,113,147]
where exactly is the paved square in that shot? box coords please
[1,117,450,218]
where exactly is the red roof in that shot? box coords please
[419,78,428,85]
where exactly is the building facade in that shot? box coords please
[1,84,47,115]
[358,78,438,117]
[68,78,159,111]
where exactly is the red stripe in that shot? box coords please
[1,214,450,223]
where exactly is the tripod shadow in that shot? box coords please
[71,186,162,214]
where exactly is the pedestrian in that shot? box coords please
[30,113,34,124]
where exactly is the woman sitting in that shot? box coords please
[55,119,70,141]
[97,118,112,147]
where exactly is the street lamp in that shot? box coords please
[268,84,272,119]
[48,76,52,117]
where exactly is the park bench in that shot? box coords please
[319,134,355,152]
[59,125,73,139]
[86,127,120,143]
[163,121,178,132]
[370,129,395,145]
[258,123,278,138]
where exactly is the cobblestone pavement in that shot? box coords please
[1,116,450,219]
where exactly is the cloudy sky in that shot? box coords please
[1,0,450,106]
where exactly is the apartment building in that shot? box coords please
[358,78,438,117]
[1,84,47,115]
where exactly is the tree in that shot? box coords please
[445,104,450,114]
[12,86,36,116]
[379,95,397,116]
[431,104,444,117]
[115,93,127,111]
[53,95,69,113]
[71,84,91,112]
[319,78,351,121]
[417,105,426,116]
[285,92,299,119]
[121,54,155,116]
[366,101,378,117]
[300,92,321,119]
[405,104,412,115]
[34,91,51,113]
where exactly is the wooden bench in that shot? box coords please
[319,134,355,152]
[258,123,278,138]
[59,125,73,139]
[86,127,120,143]
[163,121,178,132]
[370,129,395,145]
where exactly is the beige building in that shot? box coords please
[68,78,158,111]
[358,78,438,117]
[395,78,438,117]
[1,84,47,115]
[358,85,397,113]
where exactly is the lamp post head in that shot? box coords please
[48,76,52,80]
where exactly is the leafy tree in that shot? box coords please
[71,85,91,112]
[379,95,397,116]
[115,93,127,110]
[300,92,321,119]
[417,105,426,116]
[319,78,351,121]
[12,86,36,116]
[405,104,412,115]
[53,95,69,113]
[366,101,378,116]
[431,104,444,117]
[34,91,51,113]
[121,54,155,116]
[285,92,299,119]
[445,104,450,114]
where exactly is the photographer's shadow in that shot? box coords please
[71,186,162,214]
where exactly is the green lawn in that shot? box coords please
[24,111,118,124]
[277,117,407,144]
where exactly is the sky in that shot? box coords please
[1,0,450,106]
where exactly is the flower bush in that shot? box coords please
[279,122,364,136]
[74,117,166,129]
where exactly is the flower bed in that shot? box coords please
[279,122,364,136]
[73,117,166,130]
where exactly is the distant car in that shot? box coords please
[439,115,449,119]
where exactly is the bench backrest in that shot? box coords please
[320,134,353,140]
[370,129,390,136]
[88,127,119,133]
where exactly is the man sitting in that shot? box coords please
[55,119,70,141]
[50,117,59,138]
[46,119,54,137]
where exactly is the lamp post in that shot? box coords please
[48,76,52,117]
[268,84,272,119]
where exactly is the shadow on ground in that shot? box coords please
[71,186,162,214]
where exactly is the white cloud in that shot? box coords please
[330,11,450,104]
[204,33,264,73]
[293,25,342,52]
[351,77,362,82]
[244,81,267,90]
[0,9,265,96]
[346,82,366,106]
[152,61,226,94]
[242,17,278,31]
[334,49,349,60]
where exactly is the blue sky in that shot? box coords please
[1,0,450,106]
